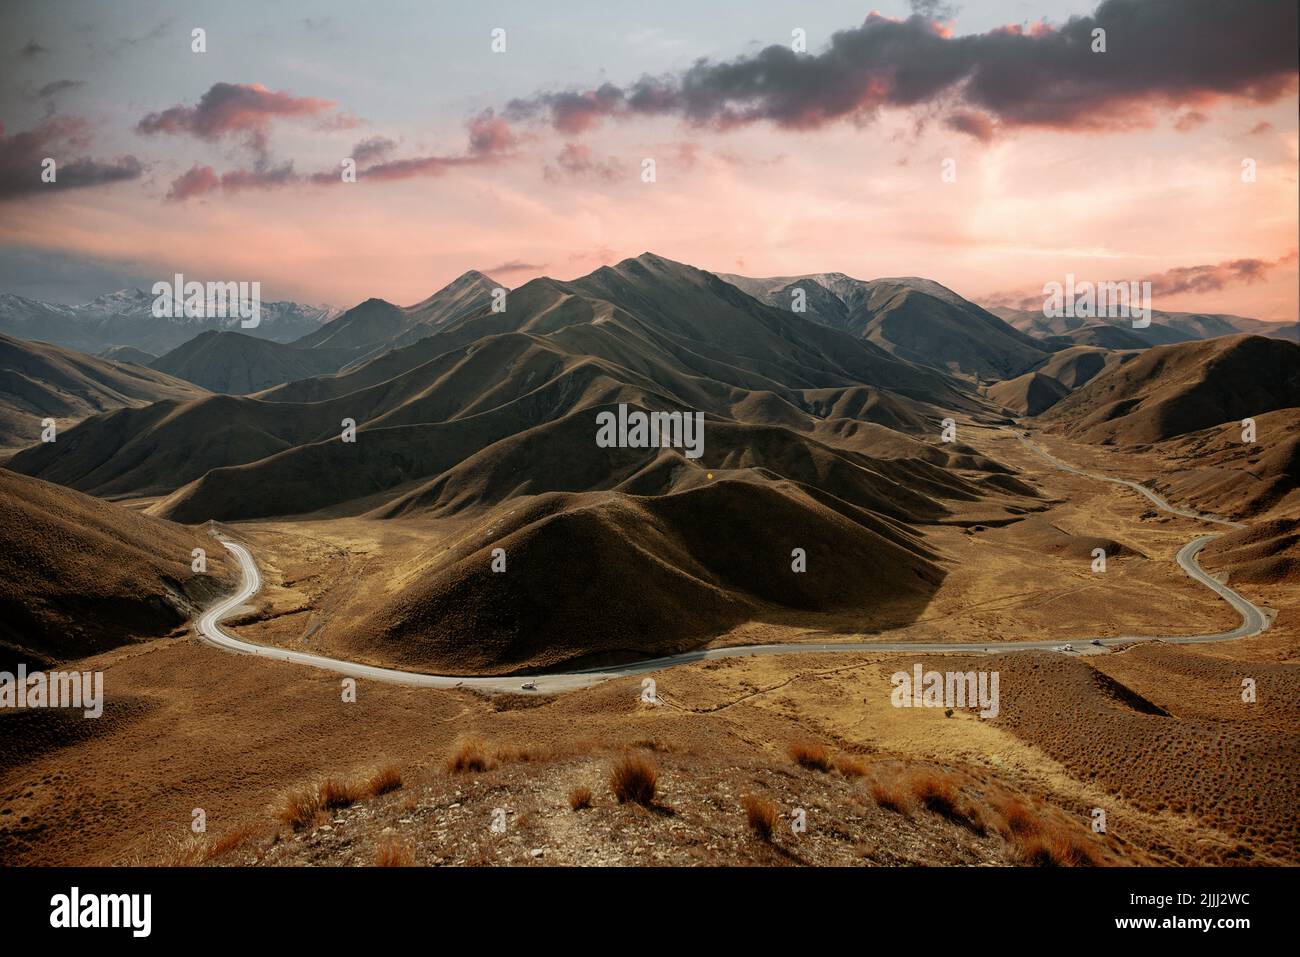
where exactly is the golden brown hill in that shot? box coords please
[987,649,1300,864]
[353,479,945,674]
[1146,408,1300,519]
[1029,344,1137,390]
[0,332,204,452]
[1200,519,1299,585]
[0,468,232,670]
[1040,335,1300,445]
[987,372,1070,416]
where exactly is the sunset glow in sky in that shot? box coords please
[1,0,1296,321]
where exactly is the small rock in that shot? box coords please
[530,848,544,858]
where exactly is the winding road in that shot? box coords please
[194,431,1269,693]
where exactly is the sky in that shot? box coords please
[0,0,1296,321]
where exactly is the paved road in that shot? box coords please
[194,434,1268,693]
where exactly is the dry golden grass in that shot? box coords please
[275,769,396,832]
[275,786,323,831]
[907,769,985,834]
[1014,825,1103,866]
[318,777,364,811]
[834,754,869,779]
[568,785,593,811]
[374,839,415,867]
[445,736,493,774]
[787,739,833,773]
[741,794,779,842]
[610,753,658,806]
[365,764,403,797]
[204,824,261,862]
[868,779,912,817]
[156,835,208,867]
[993,797,1041,838]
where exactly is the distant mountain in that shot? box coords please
[1261,322,1299,342]
[0,331,205,451]
[98,345,157,365]
[1057,324,1153,350]
[403,270,502,330]
[1039,335,1300,445]
[290,297,409,352]
[719,271,1048,380]
[4,252,1096,673]
[990,304,1290,349]
[294,271,505,360]
[0,288,339,355]
[149,331,356,395]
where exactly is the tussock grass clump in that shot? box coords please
[445,736,493,774]
[374,839,415,867]
[907,769,985,834]
[610,753,658,806]
[868,779,912,816]
[834,754,869,779]
[994,797,1041,838]
[156,835,207,867]
[204,824,261,861]
[275,786,323,831]
[787,740,833,773]
[318,777,364,811]
[1015,826,1103,867]
[568,786,593,811]
[275,768,398,833]
[365,764,403,797]
[741,794,779,842]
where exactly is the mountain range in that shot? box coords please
[2,252,1296,673]
[0,288,339,356]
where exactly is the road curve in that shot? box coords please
[193,434,1268,693]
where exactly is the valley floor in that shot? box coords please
[1,424,1296,866]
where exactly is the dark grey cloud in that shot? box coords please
[351,135,397,165]
[505,0,1298,139]
[37,79,85,99]
[165,161,299,202]
[1142,253,1298,296]
[136,81,342,160]
[0,117,143,201]
[19,39,49,57]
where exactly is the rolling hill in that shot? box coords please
[0,332,206,452]
[720,270,1048,380]
[5,253,1052,671]
[991,304,1291,349]
[1039,334,1300,446]
[149,331,354,394]
[0,289,337,355]
[0,468,232,671]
